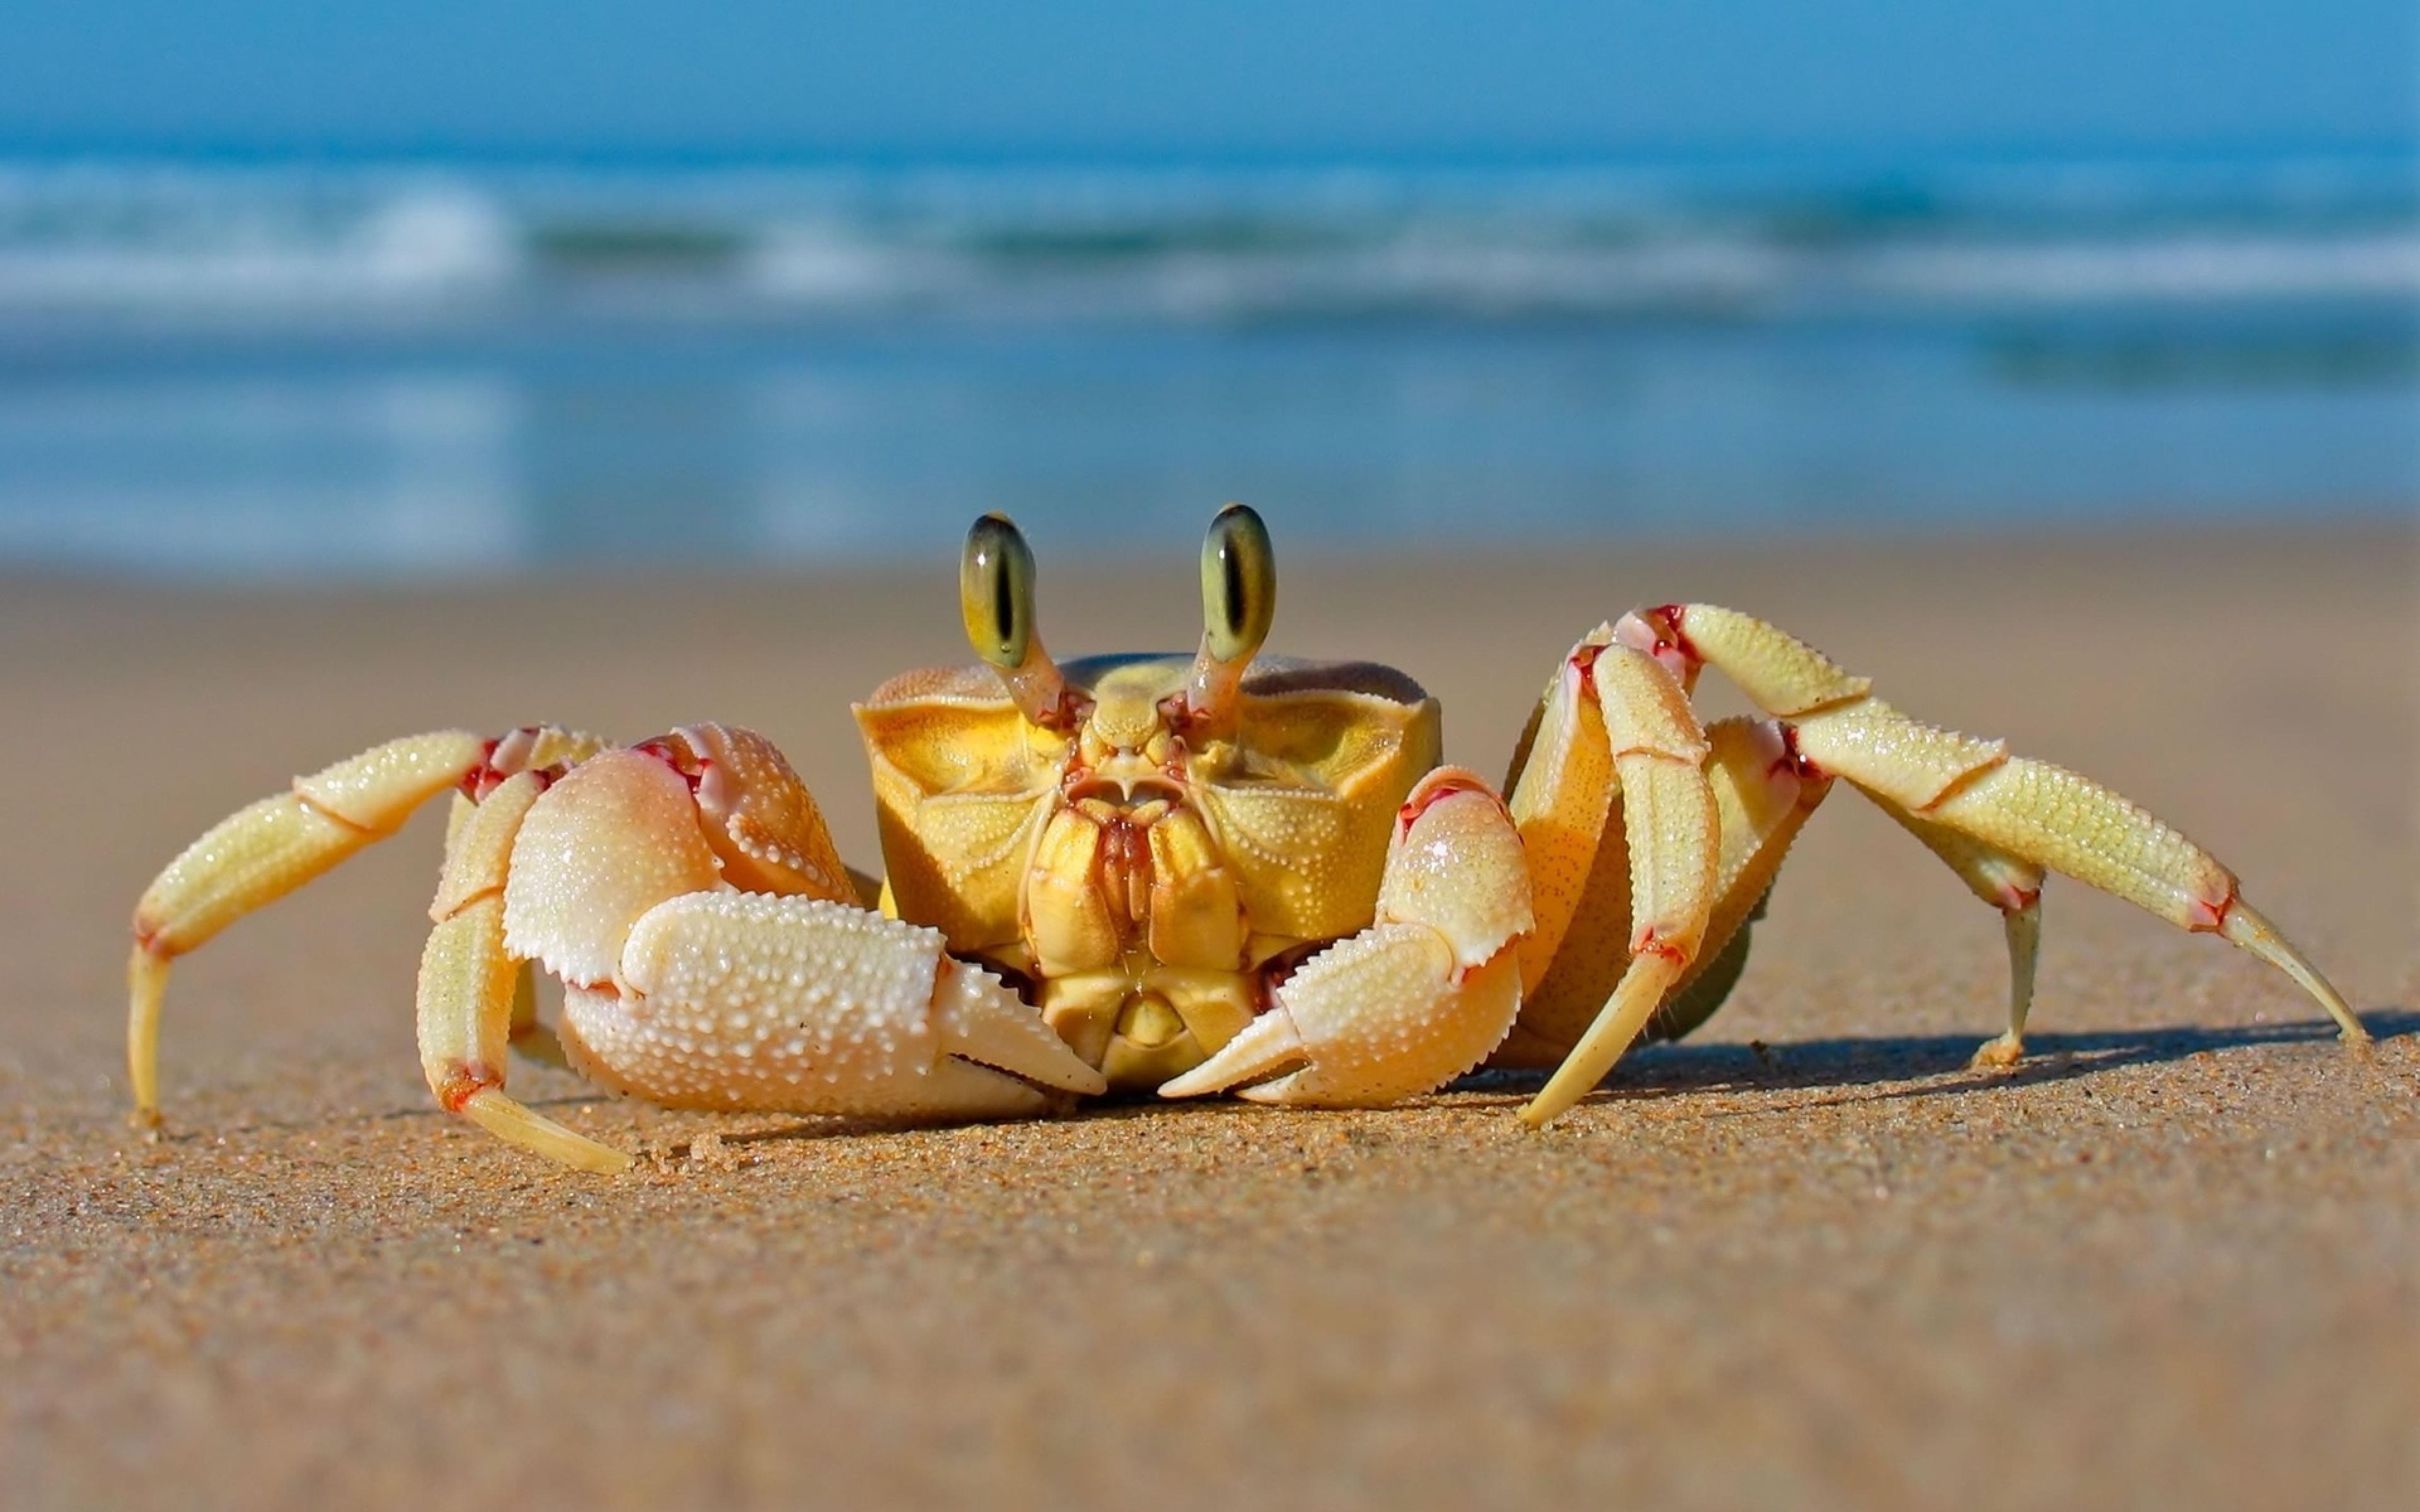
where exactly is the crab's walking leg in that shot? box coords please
[1868,800,2046,1067]
[1498,633,1833,1060]
[1619,604,2367,1045]
[1519,647,1719,1128]
[127,727,610,1124]
[128,731,492,1122]
[418,772,633,1174]
[1158,767,1533,1106]
[1500,634,1619,1003]
[1652,716,1836,1042]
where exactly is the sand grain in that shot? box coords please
[4,527,2414,1509]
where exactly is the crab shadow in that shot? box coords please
[696,1005,2420,1154]
[1451,1005,2420,1114]
[163,1007,2415,1156]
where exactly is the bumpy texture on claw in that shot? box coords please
[564,895,1108,1116]
[1160,767,1533,1106]
[502,748,725,990]
[497,743,1104,1131]
[639,723,858,902]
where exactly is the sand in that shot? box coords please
[3,525,2414,1510]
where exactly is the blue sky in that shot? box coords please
[3,1,2412,159]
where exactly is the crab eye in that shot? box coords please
[1201,502,1275,666]
[960,513,1036,670]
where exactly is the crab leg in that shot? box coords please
[1501,631,1621,1002]
[127,727,611,1124]
[1866,799,2047,1067]
[1158,767,1533,1106]
[1616,604,2368,1044]
[1518,646,1719,1128]
[1647,716,1836,1042]
[418,770,633,1174]
[129,730,490,1122]
[1500,642,1835,1062]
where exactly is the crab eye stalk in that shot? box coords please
[960,513,1085,730]
[960,512,1036,669]
[1201,501,1275,665]
[1182,503,1275,735]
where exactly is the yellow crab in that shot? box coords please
[125,507,2370,1174]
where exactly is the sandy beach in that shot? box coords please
[3,524,2414,1509]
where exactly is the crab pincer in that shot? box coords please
[1160,766,1534,1106]
[498,745,1106,1137]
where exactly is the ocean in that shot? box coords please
[0,149,2412,578]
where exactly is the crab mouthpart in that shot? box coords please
[1064,773,1188,808]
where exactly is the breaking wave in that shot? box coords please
[0,151,2411,324]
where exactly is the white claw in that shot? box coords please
[1161,768,1533,1108]
[561,892,1105,1116]
[502,748,722,989]
[1160,1000,1310,1096]
[931,957,1109,1095]
[1163,924,1524,1105]
[501,740,1106,1125]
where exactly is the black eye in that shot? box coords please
[1201,503,1274,665]
[960,513,1036,668]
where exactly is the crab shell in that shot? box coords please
[855,652,1441,1089]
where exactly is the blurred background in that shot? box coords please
[0,1,2412,578]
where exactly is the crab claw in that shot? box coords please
[502,742,1106,1123]
[1160,767,1533,1106]
[564,895,1108,1118]
[502,748,725,990]
[637,723,858,902]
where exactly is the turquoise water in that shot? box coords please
[1,151,2411,576]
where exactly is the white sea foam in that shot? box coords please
[0,175,519,309]
[0,152,2407,580]
[1852,234,2420,304]
[0,153,2409,320]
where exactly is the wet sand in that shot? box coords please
[4,525,2415,1509]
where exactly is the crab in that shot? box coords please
[125,506,2370,1174]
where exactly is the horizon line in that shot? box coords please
[1,132,2412,175]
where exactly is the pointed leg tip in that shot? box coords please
[1515,1090,1576,1130]
[1521,1051,1616,1128]
[543,1140,635,1176]
[546,1137,637,1177]
[460,1088,637,1174]
[1969,1033,2025,1071]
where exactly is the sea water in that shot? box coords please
[0,149,2411,578]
